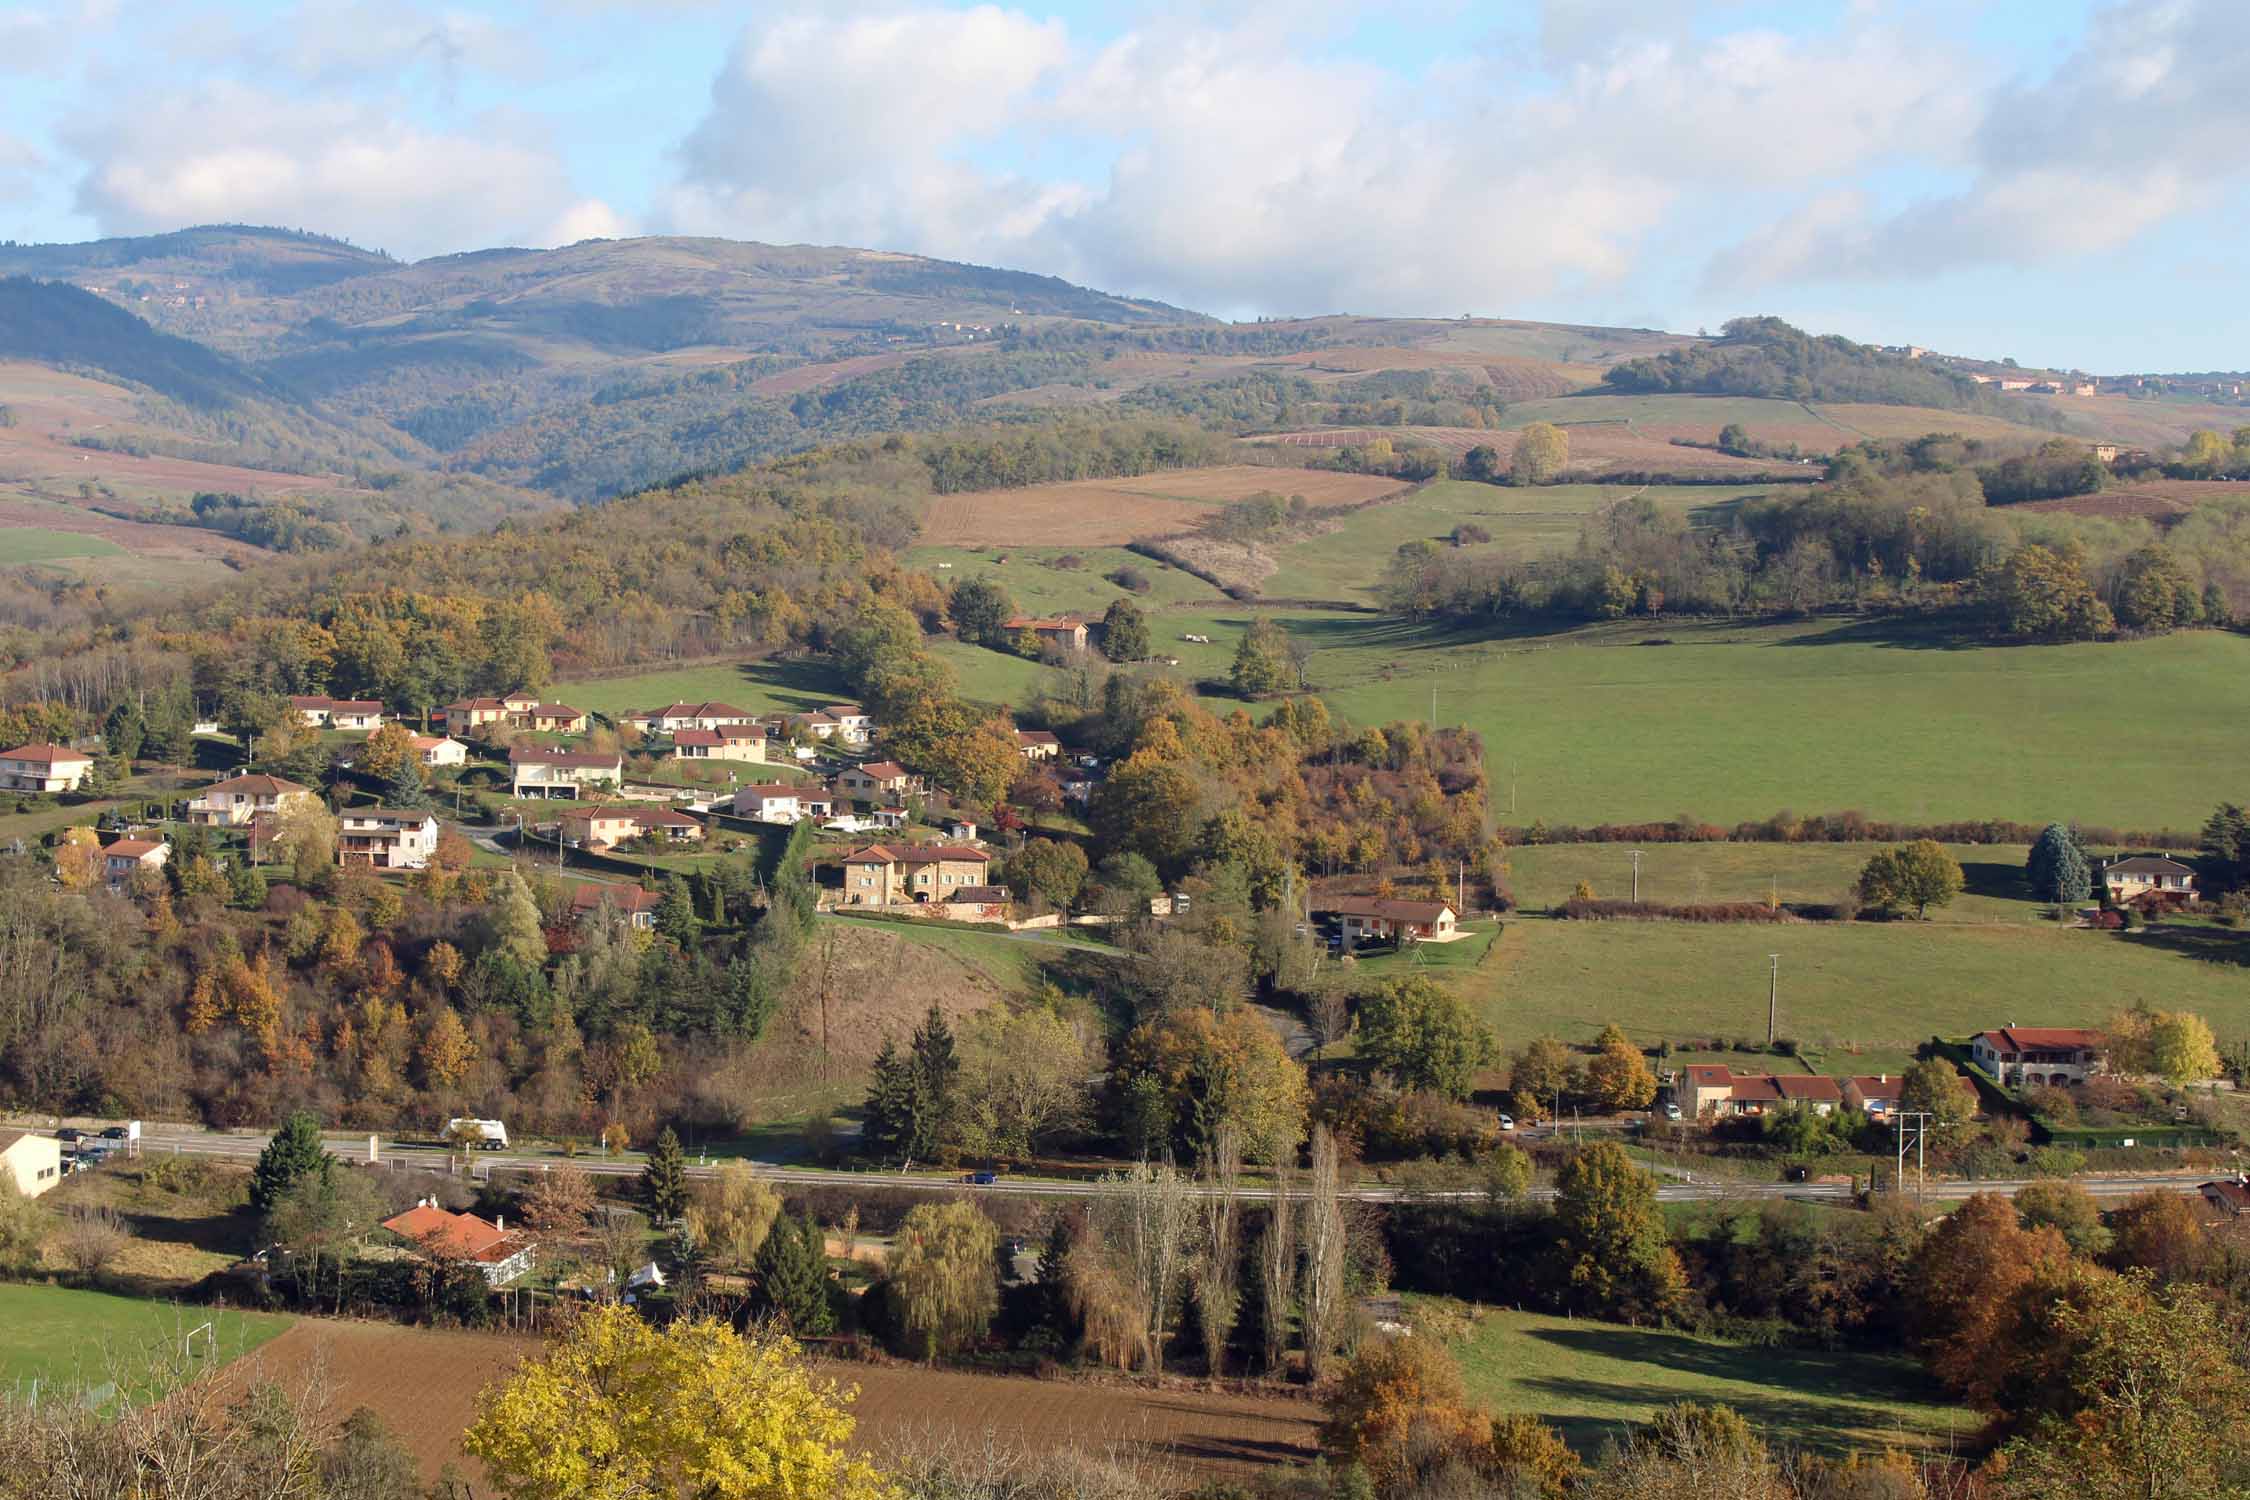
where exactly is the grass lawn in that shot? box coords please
[1504,842,2044,923]
[818,911,1118,988]
[0,1285,290,1399]
[1466,916,2250,1058]
[558,656,853,721]
[0,526,128,565]
[1439,1304,1967,1456]
[1261,482,1770,602]
[902,544,1219,616]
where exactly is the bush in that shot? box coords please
[1106,566,1152,593]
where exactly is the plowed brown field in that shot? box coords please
[247,1319,1319,1485]
[922,465,1408,545]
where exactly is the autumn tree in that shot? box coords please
[521,1165,598,1236]
[887,1199,1000,1358]
[2105,1189,2211,1286]
[1118,1004,1308,1165]
[1511,422,1569,485]
[2149,1009,2220,1086]
[1977,542,2115,641]
[1354,975,1496,1099]
[1898,1056,1974,1130]
[1299,1125,1347,1382]
[1508,1036,1579,1121]
[358,722,420,783]
[953,1005,1092,1157]
[1552,1141,1685,1322]
[1102,1158,1198,1374]
[947,576,1017,649]
[1583,1022,1658,1111]
[685,1161,781,1272]
[463,1303,889,1500]
[270,800,339,887]
[417,1006,477,1092]
[1856,839,1963,918]
[1318,1336,1489,1496]
[1004,838,1089,913]
[2014,1180,2112,1257]
[1911,1192,2070,1406]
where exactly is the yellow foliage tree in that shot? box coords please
[464,1303,892,1500]
[685,1161,782,1271]
[52,827,101,890]
[419,1005,477,1090]
[358,721,421,782]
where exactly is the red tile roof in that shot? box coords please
[201,773,313,797]
[571,884,664,915]
[1,742,91,765]
[1977,1027,2103,1053]
[105,838,167,859]
[1318,896,1455,923]
[850,761,909,780]
[672,729,722,747]
[381,1205,526,1264]
[1727,1075,1785,1104]
[1773,1076,1843,1104]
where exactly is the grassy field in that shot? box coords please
[1054,607,2250,831]
[1464,916,2250,1063]
[0,1285,290,1399]
[1440,1305,1966,1455]
[0,526,128,564]
[1258,481,1772,601]
[1504,842,2044,922]
[557,656,852,721]
[902,543,1219,616]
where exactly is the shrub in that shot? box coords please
[1107,566,1152,593]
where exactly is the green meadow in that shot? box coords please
[0,526,127,564]
[1461,916,2250,1064]
[0,1285,290,1400]
[1442,1305,1966,1456]
[901,544,1219,616]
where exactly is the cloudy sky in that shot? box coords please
[2,0,2244,370]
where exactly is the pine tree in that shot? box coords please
[381,758,431,810]
[862,1038,917,1163]
[250,1110,332,1215]
[755,1210,834,1334]
[640,1127,688,1222]
[655,876,700,947]
[2026,822,2092,904]
[103,701,146,765]
[907,1004,959,1160]
[229,860,267,910]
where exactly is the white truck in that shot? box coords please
[444,1118,510,1150]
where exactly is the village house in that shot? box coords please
[522,702,589,735]
[561,805,704,849]
[671,723,767,763]
[934,884,1013,920]
[787,710,842,740]
[0,1130,64,1199]
[1675,1066,1844,1119]
[1971,1027,2105,1088]
[1004,615,1090,653]
[820,704,874,745]
[570,883,664,930]
[836,761,918,798]
[732,783,809,823]
[2099,855,2197,906]
[2200,1176,2250,1224]
[836,843,993,905]
[337,809,440,870]
[289,695,385,731]
[1318,896,1458,950]
[103,836,170,890]
[437,697,512,734]
[0,743,95,794]
[508,747,622,799]
[439,691,585,736]
[187,773,317,827]
[1841,1075,1903,1116]
[410,734,468,769]
[626,701,760,734]
[381,1200,535,1286]
[1015,729,1062,762]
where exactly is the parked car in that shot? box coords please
[54,1127,81,1142]
[964,1171,999,1186]
[1663,1103,1683,1121]
[1497,1114,1516,1131]
[100,1125,130,1140]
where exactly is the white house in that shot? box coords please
[508,748,622,799]
[1970,1027,2105,1088]
[289,696,385,731]
[731,783,806,823]
[186,773,317,827]
[2100,855,2197,905]
[102,837,170,889]
[821,704,874,745]
[337,809,441,870]
[411,735,468,769]
[0,743,94,794]
[0,1131,64,1199]
[1318,896,1458,950]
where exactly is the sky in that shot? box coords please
[1,0,2245,372]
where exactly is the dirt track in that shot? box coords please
[245,1319,1320,1486]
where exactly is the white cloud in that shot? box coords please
[662,3,1980,316]
[1708,0,2250,287]
[63,82,592,258]
[547,197,633,246]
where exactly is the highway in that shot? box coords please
[126,1127,2216,1208]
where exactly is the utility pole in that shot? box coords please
[1766,953,1780,1046]
[1628,849,1642,903]
[1894,1111,1932,1206]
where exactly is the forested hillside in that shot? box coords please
[1607,316,2050,416]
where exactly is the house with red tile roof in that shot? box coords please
[671,723,766,763]
[1315,895,1458,949]
[570,884,664,930]
[1015,729,1062,762]
[836,843,993,905]
[1003,615,1089,652]
[381,1200,535,1285]
[509,747,621,799]
[1970,1027,2106,1088]
[186,772,317,827]
[102,836,169,890]
[837,761,918,798]
[289,696,386,731]
[561,805,704,849]
[0,743,94,794]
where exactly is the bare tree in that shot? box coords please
[1307,981,1351,1058]
[1260,1163,1294,1376]
[520,1163,598,1237]
[1298,1125,1346,1383]
[1194,1123,1243,1378]
[1104,1159,1198,1374]
[55,1206,128,1280]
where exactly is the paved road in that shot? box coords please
[128,1128,2212,1208]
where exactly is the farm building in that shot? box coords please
[1004,615,1090,653]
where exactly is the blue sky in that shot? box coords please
[2,0,2245,372]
